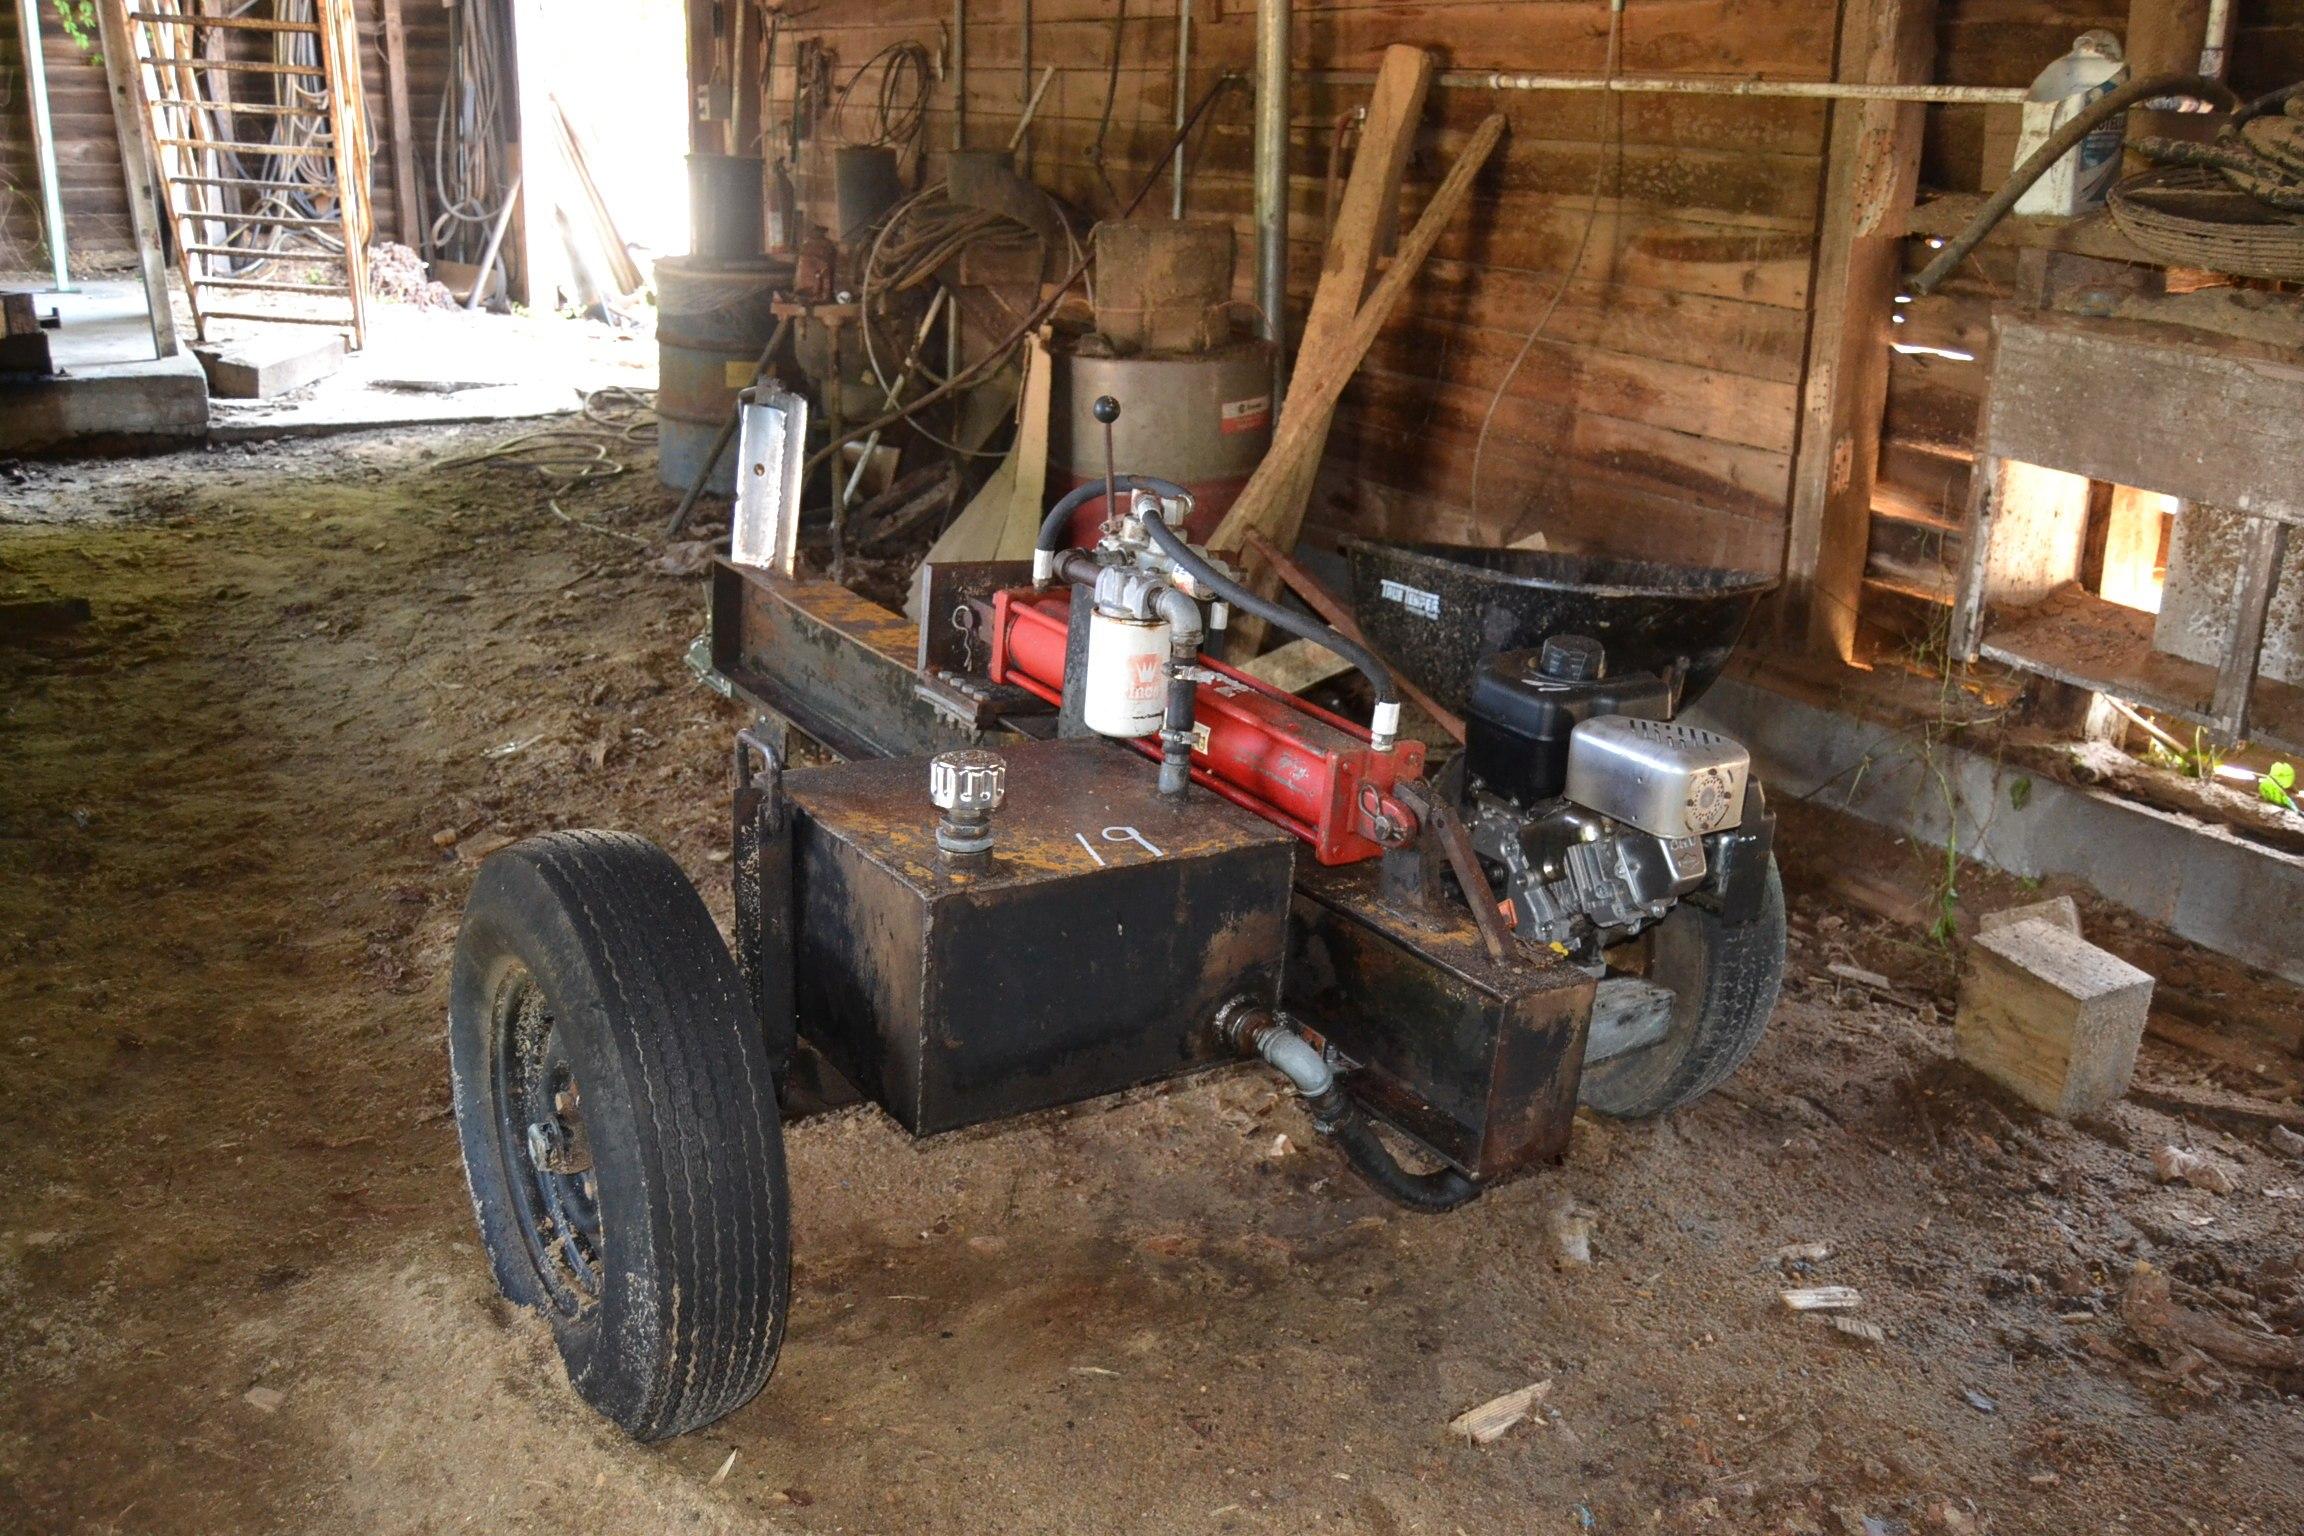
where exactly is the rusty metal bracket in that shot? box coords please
[733,725,798,1078]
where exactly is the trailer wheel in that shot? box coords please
[1580,855,1785,1119]
[448,830,789,1442]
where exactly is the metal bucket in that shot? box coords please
[1341,540,1778,715]
[655,254,791,496]
[1047,339,1273,544]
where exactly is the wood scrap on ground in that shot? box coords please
[2122,1264,2304,1378]
[1446,1380,1551,1445]
[1238,637,1353,694]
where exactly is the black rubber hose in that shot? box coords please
[1909,71,2240,297]
[1034,473,1193,555]
[1308,1089,1482,1213]
[1136,511,1401,712]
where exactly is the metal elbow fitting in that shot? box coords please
[1215,998,1335,1099]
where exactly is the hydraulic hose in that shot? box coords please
[1222,1002,1481,1214]
[1135,511,1403,751]
[1909,72,2239,296]
[1032,473,1194,579]
[1311,1088,1484,1213]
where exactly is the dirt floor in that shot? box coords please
[3,425,2302,1536]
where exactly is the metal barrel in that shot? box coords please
[1047,339,1275,545]
[655,254,791,496]
[688,154,766,262]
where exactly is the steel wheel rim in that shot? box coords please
[490,967,603,1315]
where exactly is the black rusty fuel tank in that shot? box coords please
[783,737,1297,1136]
[1286,860,1594,1181]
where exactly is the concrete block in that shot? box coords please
[1979,895,2082,938]
[195,332,345,399]
[1957,918,2154,1119]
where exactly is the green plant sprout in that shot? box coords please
[2264,761,2298,813]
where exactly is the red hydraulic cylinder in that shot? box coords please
[989,591,1425,866]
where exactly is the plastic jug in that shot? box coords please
[2013,30,2130,217]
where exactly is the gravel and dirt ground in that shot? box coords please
[3,426,2301,1535]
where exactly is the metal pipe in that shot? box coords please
[1019,0,1032,130]
[845,289,950,505]
[1153,582,1204,796]
[1170,0,1192,218]
[17,0,71,290]
[951,0,967,150]
[1008,66,1056,153]
[2202,0,2235,79]
[1306,67,2032,106]
[463,172,524,312]
[1252,0,1289,404]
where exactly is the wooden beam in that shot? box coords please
[379,0,421,251]
[1211,43,1434,656]
[1784,0,1936,661]
[94,0,179,358]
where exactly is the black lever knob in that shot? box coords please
[1091,395,1121,424]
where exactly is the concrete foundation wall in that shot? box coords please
[1690,676,2304,987]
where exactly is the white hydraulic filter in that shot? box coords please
[1082,608,1170,738]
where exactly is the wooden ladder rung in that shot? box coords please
[194,276,355,295]
[154,100,325,116]
[194,307,357,328]
[167,208,344,228]
[155,138,337,157]
[144,57,327,77]
[182,243,343,260]
[128,11,320,32]
[166,175,332,195]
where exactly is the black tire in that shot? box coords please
[448,830,789,1442]
[1580,855,1786,1119]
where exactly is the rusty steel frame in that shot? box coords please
[708,558,1600,1178]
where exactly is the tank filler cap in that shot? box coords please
[930,749,1007,857]
[1537,633,1606,683]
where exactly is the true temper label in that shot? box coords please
[1190,720,1212,757]
[1378,578,1441,620]
[1219,394,1272,436]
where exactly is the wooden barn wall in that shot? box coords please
[764,1,1838,575]
[0,0,452,275]
[1866,0,2304,633]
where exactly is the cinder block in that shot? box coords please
[194,332,344,399]
[1957,917,2154,1119]
[1979,894,2082,938]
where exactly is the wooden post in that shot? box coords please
[2211,515,2288,737]
[94,0,178,358]
[1783,0,1937,662]
[379,0,422,251]
[506,0,560,310]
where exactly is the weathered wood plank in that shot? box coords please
[1984,312,2304,527]
[1784,0,1935,661]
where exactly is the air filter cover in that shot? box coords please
[1564,715,1749,839]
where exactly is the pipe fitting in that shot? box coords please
[1219,998,1481,1214]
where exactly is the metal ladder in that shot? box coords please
[112,0,372,348]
